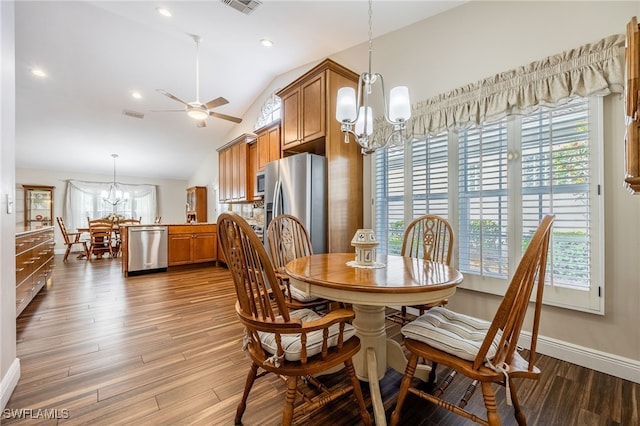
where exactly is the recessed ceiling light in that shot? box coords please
[156,7,172,17]
[131,91,142,100]
[31,68,47,78]
[260,38,274,47]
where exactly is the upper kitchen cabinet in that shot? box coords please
[279,73,325,151]
[217,133,257,203]
[277,59,363,253]
[186,186,207,223]
[23,185,54,227]
[256,121,281,171]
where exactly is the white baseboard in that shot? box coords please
[402,306,640,384]
[518,332,640,384]
[1,358,20,410]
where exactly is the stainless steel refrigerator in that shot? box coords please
[264,153,327,254]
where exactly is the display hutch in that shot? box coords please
[186,186,207,223]
[23,185,54,227]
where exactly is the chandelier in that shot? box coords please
[103,154,124,207]
[335,0,411,155]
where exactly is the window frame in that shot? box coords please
[372,97,604,315]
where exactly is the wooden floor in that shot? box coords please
[5,255,639,425]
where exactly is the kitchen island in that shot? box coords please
[121,223,218,276]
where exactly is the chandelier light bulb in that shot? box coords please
[355,106,374,136]
[336,87,357,122]
[389,86,411,121]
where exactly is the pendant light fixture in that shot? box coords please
[335,0,411,154]
[104,154,123,207]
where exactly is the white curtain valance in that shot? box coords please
[373,33,625,140]
[63,179,158,232]
[66,179,156,198]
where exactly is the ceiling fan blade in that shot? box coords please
[204,97,229,110]
[156,89,191,107]
[197,120,206,128]
[209,111,242,123]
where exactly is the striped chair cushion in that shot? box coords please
[289,285,320,302]
[401,306,502,361]
[259,308,356,361]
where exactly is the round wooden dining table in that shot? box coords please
[286,253,464,425]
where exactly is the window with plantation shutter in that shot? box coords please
[375,144,405,254]
[458,120,509,279]
[375,132,449,255]
[373,97,603,314]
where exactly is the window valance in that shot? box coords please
[373,33,625,140]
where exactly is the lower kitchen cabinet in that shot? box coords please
[167,224,217,266]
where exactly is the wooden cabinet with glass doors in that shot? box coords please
[186,186,207,223]
[23,185,54,227]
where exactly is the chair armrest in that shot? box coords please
[67,232,82,243]
[298,308,355,332]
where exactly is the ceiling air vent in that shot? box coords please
[220,0,261,15]
[122,109,144,120]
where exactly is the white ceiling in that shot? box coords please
[15,0,465,180]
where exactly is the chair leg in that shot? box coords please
[428,361,438,386]
[282,375,298,426]
[63,245,72,262]
[390,352,419,426]
[343,358,371,426]
[235,362,258,425]
[509,378,527,426]
[480,381,500,426]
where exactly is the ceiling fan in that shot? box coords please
[154,34,242,127]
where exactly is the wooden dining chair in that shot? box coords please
[217,212,371,426]
[390,215,554,426]
[87,218,115,260]
[56,217,88,261]
[387,214,454,324]
[113,218,141,256]
[267,214,332,312]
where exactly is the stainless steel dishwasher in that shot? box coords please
[127,225,168,275]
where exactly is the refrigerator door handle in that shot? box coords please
[273,179,282,217]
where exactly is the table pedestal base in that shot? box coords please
[352,305,431,425]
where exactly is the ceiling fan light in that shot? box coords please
[187,108,208,121]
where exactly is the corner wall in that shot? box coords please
[0,0,19,410]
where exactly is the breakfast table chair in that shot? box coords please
[218,212,371,426]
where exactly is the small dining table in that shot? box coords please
[285,253,464,425]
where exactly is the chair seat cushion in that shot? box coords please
[289,285,320,302]
[401,306,502,361]
[259,309,356,361]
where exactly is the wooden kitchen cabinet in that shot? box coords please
[217,133,256,202]
[280,73,325,150]
[167,224,217,266]
[15,227,55,316]
[247,141,257,200]
[186,186,207,223]
[256,121,281,171]
[276,59,363,253]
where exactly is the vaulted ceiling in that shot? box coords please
[15,0,465,179]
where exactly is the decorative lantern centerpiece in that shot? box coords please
[351,229,379,266]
